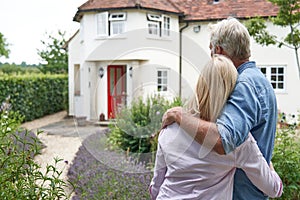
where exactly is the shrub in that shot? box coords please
[0,74,68,122]
[0,64,40,74]
[0,106,73,199]
[271,123,300,200]
[107,95,183,163]
[68,132,152,200]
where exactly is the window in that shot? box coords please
[259,66,285,92]
[74,65,81,96]
[96,12,108,36]
[109,13,126,36]
[148,22,160,35]
[96,12,126,37]
[157,70,168,91]
[162,16,170,36]
[147,14,170,37]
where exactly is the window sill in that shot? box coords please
[95,35,127,40]
[146,36,172,41]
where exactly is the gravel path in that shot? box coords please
[21,111,105,196]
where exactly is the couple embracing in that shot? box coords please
[149,17,283,200]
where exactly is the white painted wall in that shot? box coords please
[69,9,300,120]
[250,22,300,115]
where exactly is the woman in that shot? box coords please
[149,55,282,200]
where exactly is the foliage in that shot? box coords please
[0,74,68,122]
[244,0,300,78]
[107,95,183,163]
[271,114,300,200]
[0,32,10,58]
[0,107,73,199]
[37,30,68,74]
[0,63,40,75]
[68,132,152,200]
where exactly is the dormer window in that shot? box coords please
[148,14,161,21]
[147,13,170,37]
[109,13,126,21]
[96,12,126,37]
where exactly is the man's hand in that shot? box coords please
[161,107,184,128]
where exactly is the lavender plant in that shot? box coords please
[68,132,152,200]
[0,100,73,199]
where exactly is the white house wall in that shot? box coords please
[68,33,81,116]
[180,21,300,115]
[69,9,300,120]
[250,21,300,115]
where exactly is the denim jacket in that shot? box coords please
[216,61,278,199]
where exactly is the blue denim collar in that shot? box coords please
[237,61,256,74]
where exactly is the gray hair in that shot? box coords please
[209,17,251,60]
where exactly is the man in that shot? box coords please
[162,17,278,199]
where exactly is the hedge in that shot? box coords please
[0,74,68,122]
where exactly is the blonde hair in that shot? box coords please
[187,54,238,122]
[209,17,251,60]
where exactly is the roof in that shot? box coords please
[180,0,279,21]
[73,0,278,22]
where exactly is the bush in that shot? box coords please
[0,64,40,74]
[107,95,183,163]
[68,132,152,200]
[0,108,73,199]
[0,74,68,122]
[271,123,300,200]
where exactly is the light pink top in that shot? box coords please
[150,123,282,200]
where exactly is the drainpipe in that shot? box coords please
[179,22,189,98]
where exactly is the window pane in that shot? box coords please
[271,82,276,88]
[271,75,277,81]
[271,68,276,74]
[158,71,161,76]
[148,23,159,35]
[278,75,284,81]
[260,68,266,74]
[278,68,284,74]
[278,83,283,89]
[162,71,167,76]
[111,22,124,35]
[158,86,162,91]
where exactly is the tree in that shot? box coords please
[245,0,300,78]
[37,30,68,74]
[0,32,10,58]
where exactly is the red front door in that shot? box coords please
[107,65,126,119]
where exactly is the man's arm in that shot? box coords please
[162,107,225,155]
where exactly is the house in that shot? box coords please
[68,0,300,122]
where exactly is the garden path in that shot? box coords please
[21,111,105,195]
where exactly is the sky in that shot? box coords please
[0,0,87,65]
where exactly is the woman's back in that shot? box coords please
[156,123,236,199]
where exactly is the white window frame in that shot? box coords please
[148,21,160,36]
[259,65,286,92]
[147,14,162,22]
[109,13,126,21]
[110,21,125,36]
[96,12,126,37]
[96,12,109,37]
[162,15,170,36]
[157,69,168,92]
[147,13,171,38]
